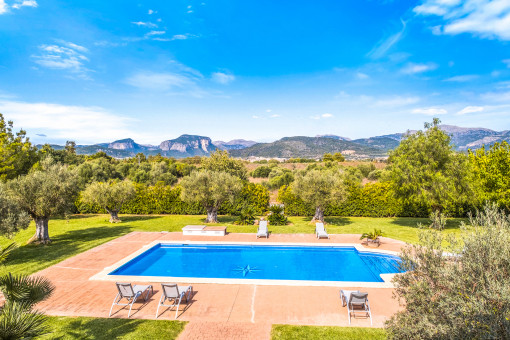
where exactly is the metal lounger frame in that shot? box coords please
[156,283,194,319]
[109,282,153,318]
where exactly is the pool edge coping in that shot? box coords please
[89,240,400,288]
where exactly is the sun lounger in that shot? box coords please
[156,283,193,319]
[257,220,269,238]
[315,222,329,239]
[109,282,153,317]
[341,290,372,325]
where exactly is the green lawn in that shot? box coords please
[0,214,464,276]
[271,324,387,340]
[41,316,186,340]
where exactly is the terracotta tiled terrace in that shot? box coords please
[35,232,406,339]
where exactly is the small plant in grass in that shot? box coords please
[233,206,256,225]
[360,228,383,244]
[429,210,447,230]
[267,205,289,226]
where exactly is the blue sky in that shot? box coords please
[0,0,509,145]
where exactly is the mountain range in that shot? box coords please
[38,125,510,159]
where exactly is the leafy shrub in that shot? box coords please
[233,206,256,225]
[266,205,288,225]
[251,166,272,178]
[357,163,376,178]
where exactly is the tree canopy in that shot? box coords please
[81,180,136,222]
[6,162,79,243]
[201,150,248,180]
[0,114,37,181]
[291,169,347,221]
[180,170,243,223]
[388,118,475,213]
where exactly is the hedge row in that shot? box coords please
[75,182,270,216]
[76,181,475,218]
[278,182,475,218]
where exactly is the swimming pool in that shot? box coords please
[108,243,402,283]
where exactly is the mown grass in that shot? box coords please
[0,214,465,276]
[271,324,387,340]
[41,316,186,340]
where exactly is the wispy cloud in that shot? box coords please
[411,107,447,115]
[503,59,510,68]
[132,21,158,28]
[401,62,438,74]
[356,72,370,79]
[414,0,510,40]
[457,106,484,115]
[0,100,141,144]
[444,74,479,82]
[148,9,156,15]
[212,72,235,84]
[32,41,90,78]
[372,96,420,107]
[12,0,37,9]
[0,0,7,14]
[270,114,281,118]
[125,72,196,91]
[310,113,334,120]
[367,19,406,59]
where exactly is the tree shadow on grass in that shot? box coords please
[115,215,163,223]
[2,225,131,275]
[324,217,353,226]
[389,217,466,230]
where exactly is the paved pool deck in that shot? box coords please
[34,232,406,339]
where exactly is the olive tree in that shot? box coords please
[386,203,510,339]
[201,150,248,180]
[180,170,242,223]
[6,162,78,244]
[291,169,347,222]
[81,180,136,222]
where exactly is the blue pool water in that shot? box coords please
[110,244,402,282]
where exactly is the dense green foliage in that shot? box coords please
[266,205,289,225]
[180,170,243,222]
[470,141,510,210]
[291,170,348,220]
[388,119,476,213]
[386,203,510,339]
[81,180,136,222]
[201,150,248,180]
[0,114,37,181]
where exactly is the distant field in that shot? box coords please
[0,214,463,276]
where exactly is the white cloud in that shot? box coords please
[252,115,260,119]
[211,72,235,85]
[457,106,484,115]
[311,113,334,120]
[270,114,281,118]
[367,19,406,59]
[0,0,7,14]
[125,72,195,91]
[444,74,479,82]
[356,72,370,79]
[32,41,90,77]
[148,9,155,15]
[414,0,510,40]
[401,62,438,74]
[266,109,272,113]
[146,30,165,36]
[132,21,157,28]
[12,0,37,9]
[411,107,448,115]
[0,100,140,144]
[503,59,510,67]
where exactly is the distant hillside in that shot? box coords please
[38,124,510,159]
[229,136,386,159]
[213,139,257,150]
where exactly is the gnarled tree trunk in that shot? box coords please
[206,207,218,223]
[28,217,51,244]
[107,209,121,223]
[311,207,324,223]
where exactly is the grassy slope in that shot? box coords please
[0,214,464,276]
[41,316,186,340]
[271,325,387,340]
